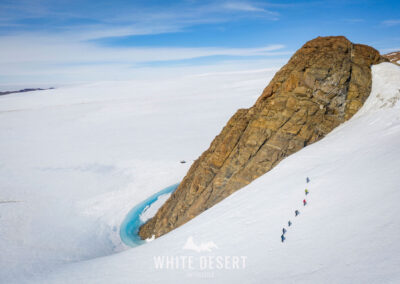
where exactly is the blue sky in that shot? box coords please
[0,0,399,89]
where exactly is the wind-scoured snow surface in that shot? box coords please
[1,63,400,283]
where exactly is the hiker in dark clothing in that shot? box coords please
[303,199,307,206]
[306,177,310,183]
[288,220,292,227]
[295,210,300,216]
[282,228,287,234]
[281,234,285,243]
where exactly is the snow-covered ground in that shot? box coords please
[1,63,400,283]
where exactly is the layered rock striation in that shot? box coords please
[139,36,386,239]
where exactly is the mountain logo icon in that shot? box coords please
[182,236,218,252]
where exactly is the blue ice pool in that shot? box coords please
[120,183,179,247]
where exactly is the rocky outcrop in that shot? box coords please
[0,87,54,96]
[383,51,400,65]
[139,36,386,239]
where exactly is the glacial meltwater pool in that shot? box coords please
[120,183,179,247]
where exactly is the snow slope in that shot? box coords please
[0,68,276,281]
[1,63,400,283]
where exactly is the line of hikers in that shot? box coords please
[281,177,310,243]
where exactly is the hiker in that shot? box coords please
[305,189,309,195]
[303,199,307,206]
[295,210,300,216]
[282,228,287,234]
[281,234,285,243]
[288,220,292,227]
[306,177,310,183]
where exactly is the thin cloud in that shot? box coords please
[0,0,286,87]
[343,18,364,23]
[64,24,184,41]
[0,31,288,88]
[382,19,400,26]
[380,47,400,53]
[221,1,279,19]
[0,0,280,39]
[223,2,266,12]
[0,34,286,64]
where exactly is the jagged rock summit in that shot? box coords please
[139,36,386,239]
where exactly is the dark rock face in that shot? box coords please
[139,36,386,239]
[0,87,54,96]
